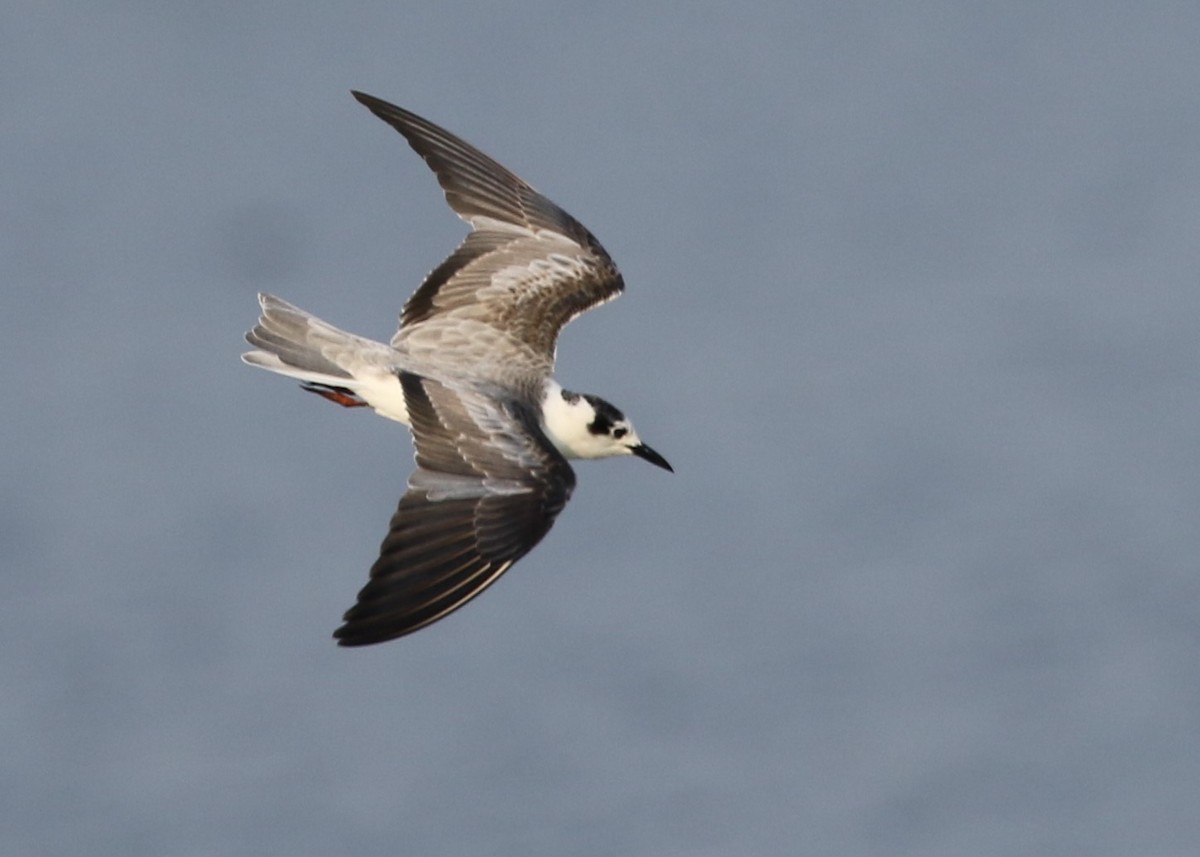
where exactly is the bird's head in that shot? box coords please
[540,384,672,471]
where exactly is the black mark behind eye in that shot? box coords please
[583,395,625,436]
[587,413,612,435]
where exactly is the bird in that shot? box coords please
[242,91,672,646]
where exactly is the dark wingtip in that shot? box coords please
[353,90,411,121]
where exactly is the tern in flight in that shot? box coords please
[243,92,672,646]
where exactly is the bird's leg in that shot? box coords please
[299,382,368,408]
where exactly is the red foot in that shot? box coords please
[316,389,367,408]
[301,383,368,408]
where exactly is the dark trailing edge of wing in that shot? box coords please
[333,373,575,646]
[349,91,624,335]
[351,90,591,242]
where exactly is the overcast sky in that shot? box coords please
[5,3,1200,855]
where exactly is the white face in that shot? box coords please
[540,383,672,471]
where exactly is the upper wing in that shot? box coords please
[334,372,575,646]
[351,91,624,361]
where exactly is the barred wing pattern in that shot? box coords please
[352,91,624,363]
[334,373,576,645]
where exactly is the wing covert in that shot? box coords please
[334,373,575,645]
[351,91,624,359]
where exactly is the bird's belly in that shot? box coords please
[354,371,410,425]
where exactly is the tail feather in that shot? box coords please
[242,293,410,424]
[244,293,377,378]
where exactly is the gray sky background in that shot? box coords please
[5,2,1199,855]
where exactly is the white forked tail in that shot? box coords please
[242,293,410,424]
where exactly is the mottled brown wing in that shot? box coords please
[351,91,624,358]
[334,373,575,646]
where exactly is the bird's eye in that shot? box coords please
[613,427,628,439]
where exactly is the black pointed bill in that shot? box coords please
[632,443,673,473]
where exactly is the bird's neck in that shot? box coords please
[538,380,592,459]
